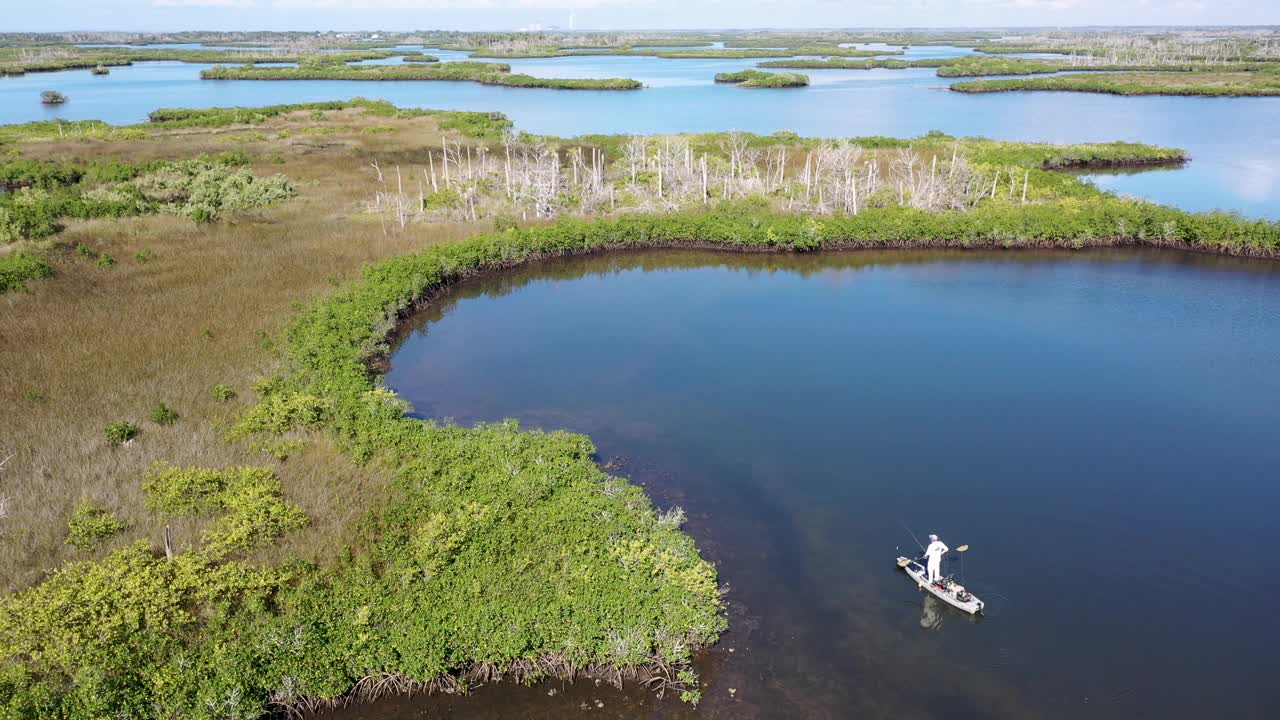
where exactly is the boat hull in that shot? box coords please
[897,556,984,615]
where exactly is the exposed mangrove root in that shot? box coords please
[270,653,695,717]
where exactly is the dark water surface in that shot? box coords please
[2,45,1278,217]
[353,249,1280,720]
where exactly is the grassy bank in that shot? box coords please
[714,68,810,88]
[0,106,726,719]
[951,70,1280,96]
[200,60,643,90]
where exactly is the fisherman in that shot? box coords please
[923,533,949,584]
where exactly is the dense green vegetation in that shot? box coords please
[0,46,406,75]
[760,57,944,70]
[952,69,1280,96]
[0,252,51,292]
[956,139,1185,170]
[0,99,509,146]
[0,153,294,244]
[0,281,727,719]
[201,60,643,90]
[469,45,902,59]
[146,99,514,139]
[714,68,809,88]
[64,501,126,550]
[934,56,1278,77]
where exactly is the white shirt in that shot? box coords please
[925,540,949,561]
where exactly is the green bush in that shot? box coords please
[227,390,329,438]
[150,402,179,426]
[422,188,462,211]
[65,501,126,550]
[0,155,293,246]
[142,464,308,558]
[0,253,51,293]
[212,384,236,402]
[0,542,293,720]
[104,421,140,447]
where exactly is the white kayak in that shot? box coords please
[897,556,985,615]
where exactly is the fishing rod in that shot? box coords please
[899,520,925,554]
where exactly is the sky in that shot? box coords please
[2,0,1276,33]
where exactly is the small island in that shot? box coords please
[201,60,643,90]
[715,68,810,88]
[39,90,66,104]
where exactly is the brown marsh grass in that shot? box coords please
[0,109,485,591]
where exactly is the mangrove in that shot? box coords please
[200,61,644,91]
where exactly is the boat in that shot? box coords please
[897,556,984,615]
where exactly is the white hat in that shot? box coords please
[928,534,938,541]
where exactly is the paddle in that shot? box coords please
[900,546,969,570]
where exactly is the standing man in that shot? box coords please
[924,533,949,584]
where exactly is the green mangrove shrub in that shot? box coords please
[200,61,644,90]
[103,421,140,447]
[150,403,179,426]
[65,501,126,551]
[143,464,308,558]
[0,253,51,293]
[0,154,294,243]
[714,69,809,87]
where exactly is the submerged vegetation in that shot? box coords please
[714,68,809,88]
[201,60,643,90]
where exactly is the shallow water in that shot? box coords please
[361,248,1280,720]
[3,45,1278,217]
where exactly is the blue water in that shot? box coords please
[370,248,1280,720]
[3,45,1278,218]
